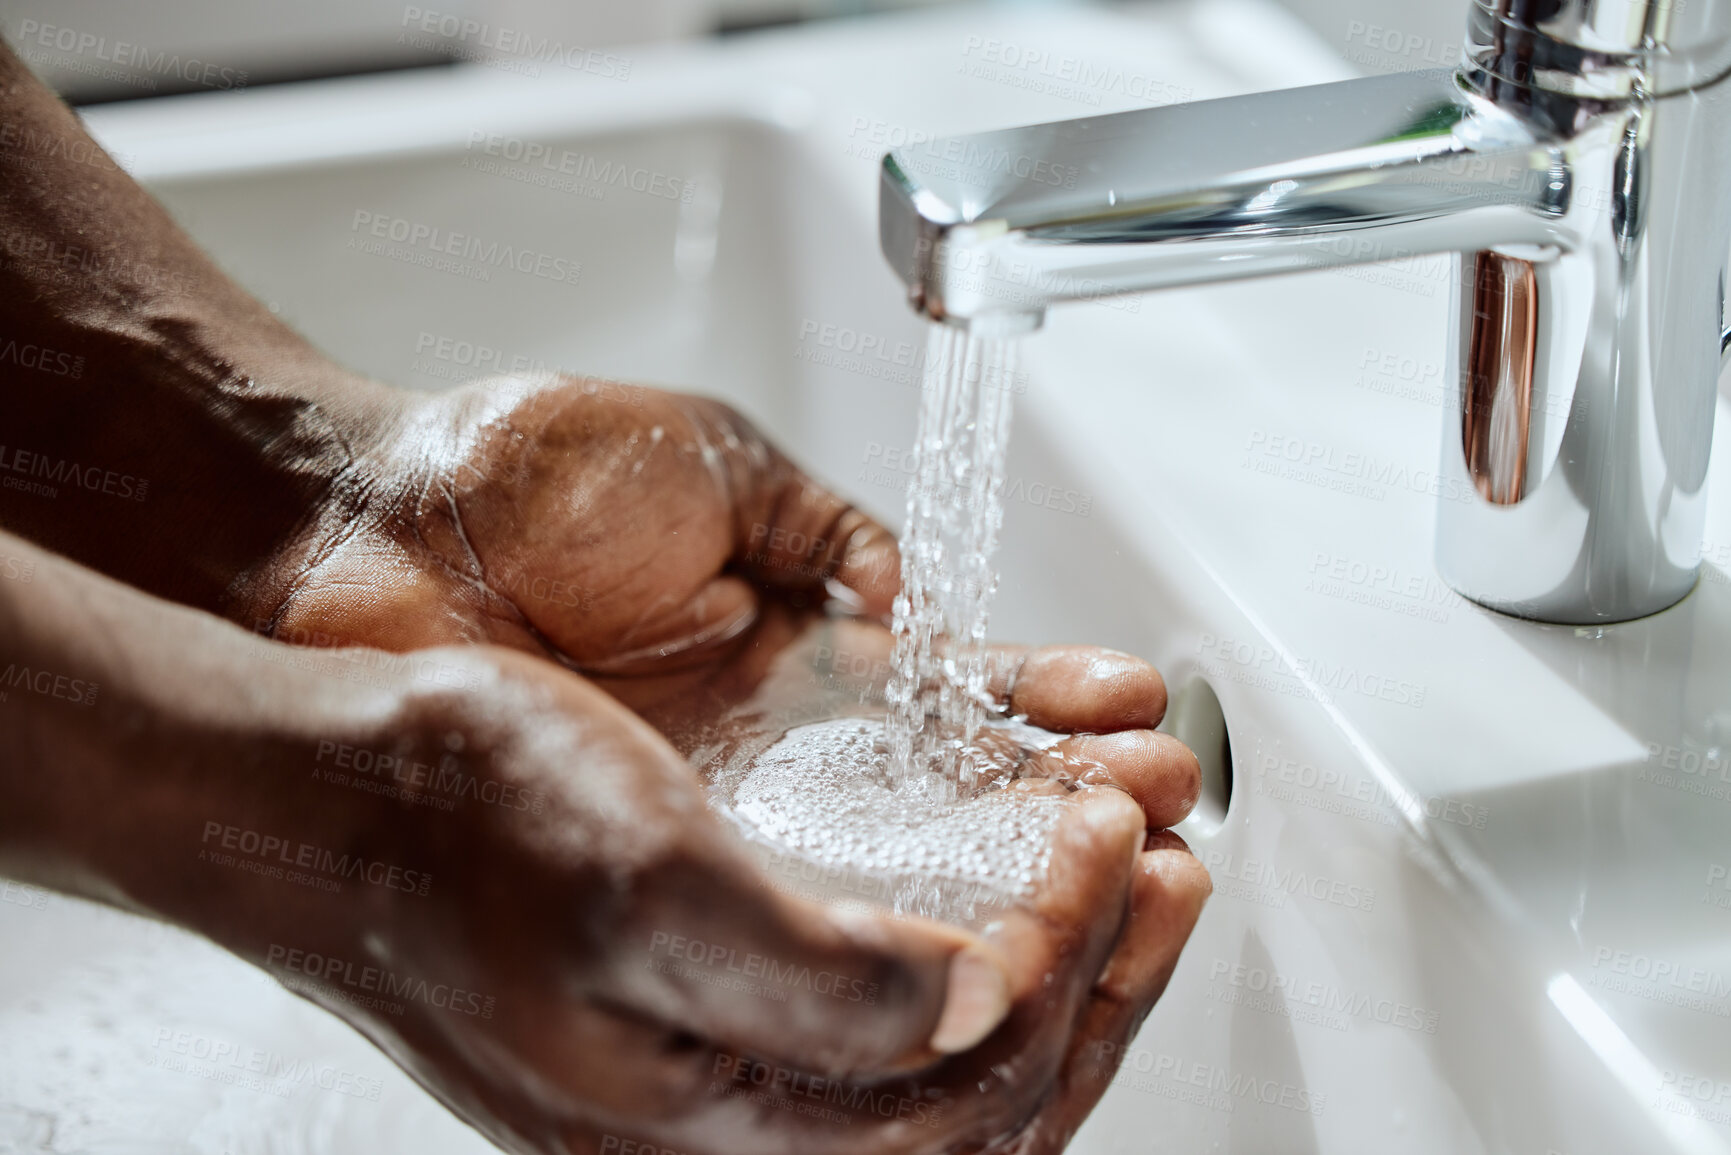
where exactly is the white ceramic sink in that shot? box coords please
[4,3,1730,1153]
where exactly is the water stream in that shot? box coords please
[884,325,1020,802]
[707,324,1089,925]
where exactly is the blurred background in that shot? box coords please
[0,0,1467,104]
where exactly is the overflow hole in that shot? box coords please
[1161,676,1233,837]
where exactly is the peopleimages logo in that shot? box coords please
[1703,864,1731,912]
[399,7,630,80]
[1255,753,1489,830]
[865,117,1081,189]
[1242,429,1474,506]
[648,932,879,1005]
[1092,1042,1327,1116]
[266,944,495,1019]
[11,19,249,90]
[1202,849,1376,912]
[0,444,148,502]
[936,244,1141,314]
[1305,549,1464,625]
[957,36,1194,108]
[149,1028,383,1101]
[1,879,49,911]
[0,337,84,379]
[1587,946,1731,1016]
[1207,958,1439,1033]
[1662,1069,1731,1111]
[796,317,1030,394]
[0,663,99,707]
[314,740,547,814]
[1637,740,1731,803]
[1342,21,1460,68]
[463,132,693,202]
[860,442,1093,517]
[200,820,432,896]
[710,1055,945,1127]
[1196,632,1427,709]
[348,211,581,286]
[253,620,484,692]
[0,229,196,296]
[598,1139,690,1155]
[0,120,126,175]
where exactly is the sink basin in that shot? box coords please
[4,3,1729,1153]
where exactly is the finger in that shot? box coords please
[685,788,1151,1155]
[669,789,1151,1155]
[985,645,1168,732]
[473,651,1015,1082]
[1042,731,1202,830]
[988,787,1145,1002]
[736,476,901,617]
[566,802,1172,1155]
[401,978,812,1155]
[573,573,761,676]
[700,398,901,616]
[1032,787,1147,933]
[830,514,901,618]
[379,985,697,1155]
[1093,833,1213,1004]
[1007,835,1212,1154]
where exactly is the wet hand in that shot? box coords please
[239,377,898,671]
[223,639,1209,1155]
[258,644,1023,1154]
[565,611,1213,1154]
[228,375,1212,1152]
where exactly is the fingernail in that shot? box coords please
[1145,829,1191,855]
[930,945,1010,1054]
[836,531,901,604]
[1081,785,1148,846]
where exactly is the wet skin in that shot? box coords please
[0,34,1210,1155]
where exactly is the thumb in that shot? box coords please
[467,646,1005,1080]
[612,830,1012,1077]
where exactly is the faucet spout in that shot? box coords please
[879,71,1564,326]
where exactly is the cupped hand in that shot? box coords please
[557,612,1212,1155]
[290,632,1209,1155]
[223,374,1211,1152]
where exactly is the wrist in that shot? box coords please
[0,38,409,614]
[0,533,411,937]
[1,308,407,614]
[219,378,541,648]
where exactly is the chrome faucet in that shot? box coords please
[878,0,1731,624]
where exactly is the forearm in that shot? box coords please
[0,38,402,613]
[0,529,400,940]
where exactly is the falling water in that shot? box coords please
[706,323,1081,925]
[884,325,1020,800]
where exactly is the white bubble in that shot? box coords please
[726,717,1068,924]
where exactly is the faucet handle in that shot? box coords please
[1468,0,1731,98]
